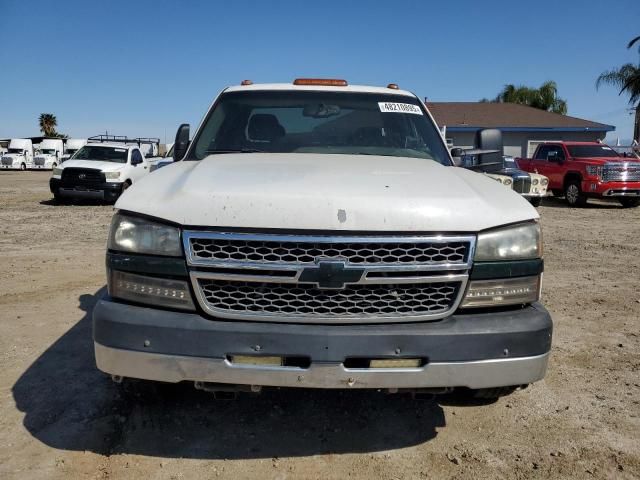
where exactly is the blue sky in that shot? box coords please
[1,0,639,143]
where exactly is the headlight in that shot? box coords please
[532,178,539,185]
[540,178,549,186]
[585,165,603,178]
[105,171,121,180]
[475,223,541,261]
[108,213,182,256]
[52,167,63,176]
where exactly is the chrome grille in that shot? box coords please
[34,157,45,166]
[512,176,532,194]
[188,233,470,266]
[602,163,640,182]
[198,279,459,319]
[1,158,13,166]
[185,232,475,323]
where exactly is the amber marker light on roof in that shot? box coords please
[387,83,399,89]
[293,78,348,86]
[240,80,253,86]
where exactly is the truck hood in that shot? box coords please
[116,153,538,232]
[60,159,125,172]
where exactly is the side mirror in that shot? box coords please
[475,128,503,165]
[173,124,190,161]
[450,148,464,157]
[131,157,142,166]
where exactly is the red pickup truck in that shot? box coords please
[517,142,640,207]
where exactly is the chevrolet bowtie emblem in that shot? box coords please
[299,260,364,289]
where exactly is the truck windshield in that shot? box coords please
[567,145,619,158]
[73,146,128,163]
[40,149,56,155]
[66,149,78,155]
[8,148,24,154]
[190,90,451,165]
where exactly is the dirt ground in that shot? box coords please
[0,170,638,480]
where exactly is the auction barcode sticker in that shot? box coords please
[378,102,423,115]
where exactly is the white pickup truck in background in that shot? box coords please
[50,140,151,202]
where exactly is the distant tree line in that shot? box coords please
[480,81,567,115]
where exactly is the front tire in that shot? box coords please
[564,180,586,207]
[619,198,640,208]
[20,163,26,171]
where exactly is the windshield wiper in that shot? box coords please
[205,148,264,154]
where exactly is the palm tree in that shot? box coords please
[596,36,640,142]
[491,81,568,114]
[39,113,58,137]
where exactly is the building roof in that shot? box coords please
[426,102,615,133]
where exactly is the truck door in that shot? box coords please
[129,149,148,182]
[541,144,566,188]
[529,145,563,189]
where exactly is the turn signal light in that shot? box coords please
[109,270,195,311]
[387,83,399,89]
[293,78,348,86]
[241,79,253,85]
[461,275,540,308]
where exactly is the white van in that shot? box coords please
[1,139,33,170]
[33,138,64,170]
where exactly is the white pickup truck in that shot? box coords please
[93,79,552,399]
[49,141,150,202]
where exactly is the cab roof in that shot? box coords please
[225,82,416,97]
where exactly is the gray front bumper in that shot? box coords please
[93,298,552,389]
